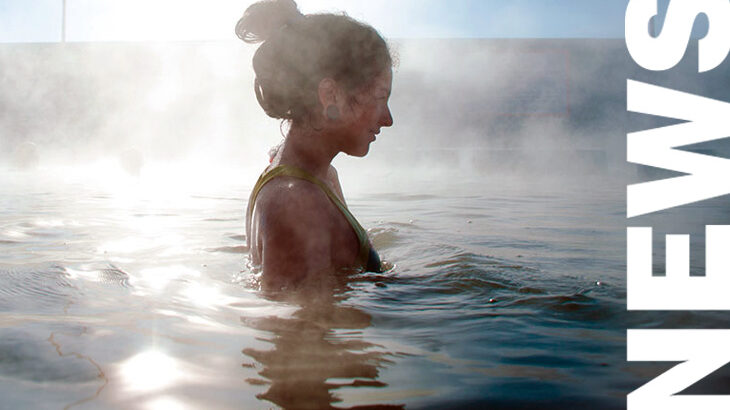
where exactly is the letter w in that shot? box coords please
[628,329,730,409]
[627,80,730,217]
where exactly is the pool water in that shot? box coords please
[0,166,714,409]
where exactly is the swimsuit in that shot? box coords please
[246,164,382,273]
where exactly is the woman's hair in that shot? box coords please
[235,0,392,122]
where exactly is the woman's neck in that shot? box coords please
[278,124,337,179]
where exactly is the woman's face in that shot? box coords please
[338,68,393,157]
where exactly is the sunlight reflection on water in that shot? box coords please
[0,168,661,409]
[120,350,182,393]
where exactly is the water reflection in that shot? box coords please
[119,350,181,393]
[242,291,402,409]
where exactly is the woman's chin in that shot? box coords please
[345,144,371,157]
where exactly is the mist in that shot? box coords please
[2,38,729,196]
[4,25,730,410]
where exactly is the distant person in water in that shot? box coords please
[237,0,393,288]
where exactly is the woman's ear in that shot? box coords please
[318,78,342,121]
[318,78,337,108]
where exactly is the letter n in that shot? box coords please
[628,329,730,409]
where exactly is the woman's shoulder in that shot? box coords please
[256,176,334,221]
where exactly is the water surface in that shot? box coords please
[0,168,667,409]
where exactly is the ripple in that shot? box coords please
[368,193,440,201]
[190,195,242,201]
[97,265,132,288]
[63,264,132,289]
[369,227,401,248]
[0,264,76,312]
[205,245,249,254]
[504,293,619,322]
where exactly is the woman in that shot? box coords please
[237,0,394,287]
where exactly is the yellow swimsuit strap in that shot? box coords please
[247,164,371,268]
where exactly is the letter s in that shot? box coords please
[626,0,730,72]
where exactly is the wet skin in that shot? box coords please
[247,69,393,288]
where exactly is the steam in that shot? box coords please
[0,42,276,182]
[2,38,727,196]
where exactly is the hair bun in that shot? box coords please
[235,0,303,44]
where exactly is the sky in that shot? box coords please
[0,0,632,42]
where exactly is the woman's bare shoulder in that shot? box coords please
[254,177,337,279]
[256,176,334,222]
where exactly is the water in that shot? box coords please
[0,164,647,409]
[4,36,730,409]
